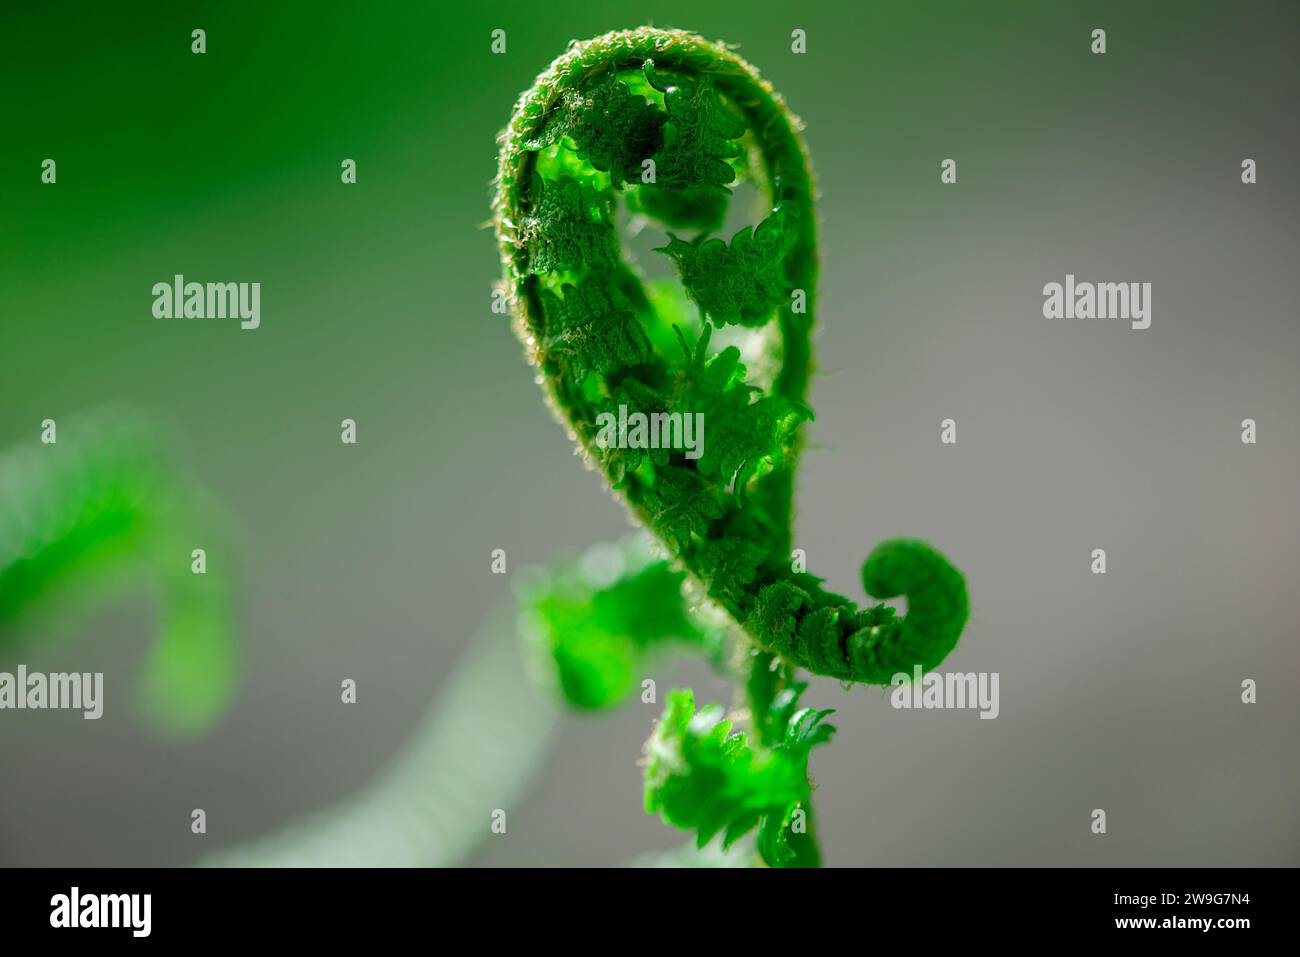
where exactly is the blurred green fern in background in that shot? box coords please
[0,407,237,737]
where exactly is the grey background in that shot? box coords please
[0,0,1296,866]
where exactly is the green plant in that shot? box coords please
[0,407,236,737]
[493,27,970,867]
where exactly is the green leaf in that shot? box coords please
[670,325,811,490]
[519,538,721,710]
[626,62,747,231]
[643,61,745,193]
[538,275,650,379]
[526,74,666,189]
[521,174,616,274]
[643,687,834,866]
[643,689,807,848]
[692,537,765,605]
[757,800,821,868]
[591,376,672,483]
[638,463,725,551]
[658,210,794,328]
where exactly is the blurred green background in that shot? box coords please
[1,1,1296,865]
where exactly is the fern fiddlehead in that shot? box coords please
[493,28,970,864]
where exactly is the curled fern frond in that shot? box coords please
[493,27,969,686]
[497,28,975,868]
